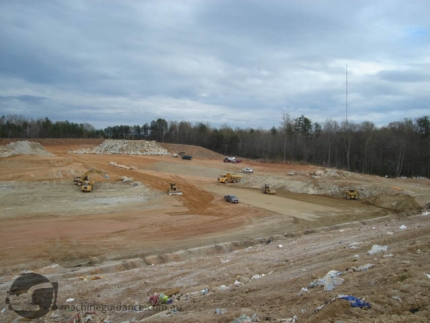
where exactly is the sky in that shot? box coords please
[1,0,429,130]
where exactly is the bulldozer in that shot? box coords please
[168,183,183,195]
[73,169,109,186]
[262,184,276,195]
[218,173,242,183]
[345,189,358,200]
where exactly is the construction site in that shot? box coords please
[0,139,429,323]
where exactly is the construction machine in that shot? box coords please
[73,169,109,186]
[81,180,94,192]
[262,184,276,195]
[218,173,242,183]
[345,189,358,200]
[168,183,183,195]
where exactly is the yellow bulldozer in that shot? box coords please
[262,184,276,195]
[345,189,358,200]
[218,173,242,183]
[168,183,183,195]
[73,169,109,192]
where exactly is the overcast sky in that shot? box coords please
[1,0,429,130]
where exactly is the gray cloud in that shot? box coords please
[1,0,429,129]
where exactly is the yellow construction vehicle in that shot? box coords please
[73,169,109,186]
[168,183,183,195]
[81,180,94,192]
[218,173,242,183]
[262,184,276,195]
[345,189,358,200]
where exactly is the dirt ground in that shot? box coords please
[0,139,429,323]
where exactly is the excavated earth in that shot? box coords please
[0,139,429,323]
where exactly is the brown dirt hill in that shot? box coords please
[158,142,224,159]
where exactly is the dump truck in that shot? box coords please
[168,183,183,195]
[262,184,276,195]
[345,189,358,200]
[218,173,242,183]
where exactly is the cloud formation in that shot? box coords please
[1,0,429,129]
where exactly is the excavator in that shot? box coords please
[73,169,109,192]
[73,169,109,186]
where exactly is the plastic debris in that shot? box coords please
[357,263,374,271]
[392,296,402,302]
[367,244,388,255]
[338,295,371,308]
[148,294,159,306]
[219,285,228,290]
[399,225,407,230]
[215,308,227,314]
[278,244,283,248]
[231,316,246,323]
[251,274,262,280]
[426,274,430,279]
[348,242,361,249]
[308,279,325,288]
[383,254,393,257]
[234,280,242,286]
[278,315,298,322]
[323,270,343,291]
[230,313,260,323]
[66,298,75,302]
[298,287,309,295]
[201,289,208,295]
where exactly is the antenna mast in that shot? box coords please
[346,64,348,124]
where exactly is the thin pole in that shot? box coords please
[346,64,348,124]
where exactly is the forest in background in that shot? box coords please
[1,114,429,178]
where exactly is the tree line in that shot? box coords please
[1,114,429,178]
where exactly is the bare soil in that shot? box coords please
[0,139,429,323]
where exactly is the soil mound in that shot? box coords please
[69,139,169,155]
[363,192,421,212]
[159,142,224,159]
[0,140,56,157]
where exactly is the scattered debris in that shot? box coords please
[323,270,344,291]
[368,244,388,255]
[215,308,227,314]
[337,295,371,308]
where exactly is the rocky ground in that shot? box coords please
[0,139,429,323]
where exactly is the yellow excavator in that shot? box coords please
[73,169,109,192]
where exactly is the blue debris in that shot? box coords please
[338,295,371,308]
